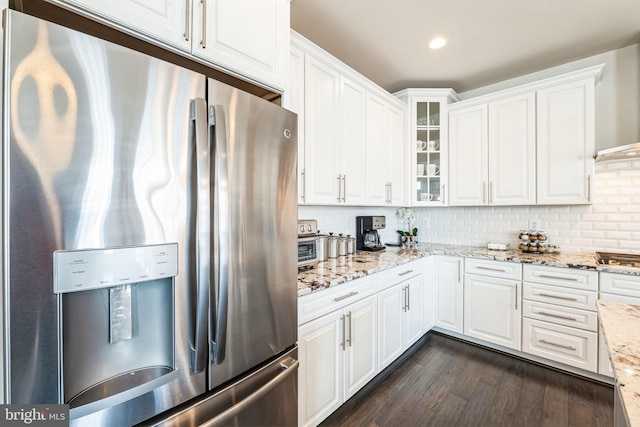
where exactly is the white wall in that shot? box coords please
[460,43,640,152]
[299,160,640,254]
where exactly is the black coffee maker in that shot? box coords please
[356,216,386,252]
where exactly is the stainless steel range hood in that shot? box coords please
[595,142,640,162]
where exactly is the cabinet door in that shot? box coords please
[303,56,341,204]
[365,92,389,206]
[387,104,405,206]
[62,0,190,51]
[298,311,343,427]
[192,0,288,91]
[377,285,404,370]
[537,78,595,204]
[488,93,536,205]
[449,105,488,206]
[404,276,424,348]
[340,77,367,205]
[343,296,377,400]
[285,45,306,204]
[434,256,464,333]
[423,256,435,331]
[464,274,521,350]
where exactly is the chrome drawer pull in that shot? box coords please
[538,274,579,282]
[536,311,577,321]
[539,339,576,351]
[334,291,358,302]
[477,266,506,272]
[538,293,578,301]
[399,270,414,276]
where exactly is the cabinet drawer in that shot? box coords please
[523,264,597,291]
[377,259,423,291]
[523,282,597,311]
[600,272,640,299]
[298,275,377,325]
[523,318,597,372]
[465,258,522,280]
[523,300,597,332]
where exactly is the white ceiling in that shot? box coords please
[290,0,640,94]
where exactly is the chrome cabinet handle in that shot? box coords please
[441,184,445,204]
[389,182,393,204]
[457,259,461,283]
[482,182,487,204]
[337,175,342,202]
[515,284,518,310]
[342,175,347,203]
[188,99,210,373]
[539,339,576,351]
[587,175,592,202]
[407,286,411,311]
[300,169,305,202]
[477,265,507,272]
[347,312,352,347]
[341,315,346,350]
[538,292,578,301]
[211,104,230,364]
[489,181,493,204]
[334,291,358,302]
[538,274,579,282]
[399,270,414,276]
[184,0,191,41]
[200,0,207,48]
[536,311,577,321]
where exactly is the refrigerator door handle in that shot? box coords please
[200,358,299,427]
[189,98,210,373]
[210,104,229,365]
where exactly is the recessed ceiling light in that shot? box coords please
[429,37,446,50]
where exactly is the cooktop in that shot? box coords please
[595,251,640,268]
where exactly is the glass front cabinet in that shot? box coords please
[395,89,459,206]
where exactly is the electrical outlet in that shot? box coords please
[422,218,431,229]
[528,219,540,231]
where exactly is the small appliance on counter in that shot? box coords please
[356,216,386,252]
[298,219,319,270]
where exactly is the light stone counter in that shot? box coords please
[597,300,640,427]
[298,243,640,297]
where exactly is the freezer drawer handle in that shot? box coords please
[539,339,576,351]
[334,291,358,302]
[200,358,299,427]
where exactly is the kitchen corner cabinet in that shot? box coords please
[536,77,595,204]
[463,259,522,350]
[298,278,377,427]
[377,263,423,370]
[365,91,405,206]
[394,89,459,206]
[449,92,536,206]
[434,255,464,333]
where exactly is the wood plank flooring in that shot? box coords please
[321,332,614,427]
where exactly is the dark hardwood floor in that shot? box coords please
[321,332,614,427]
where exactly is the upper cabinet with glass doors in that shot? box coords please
[395,89,460,206]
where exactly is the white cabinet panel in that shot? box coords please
[434,256,464,333]
[377,285,404,369]
[536,78,595,204]
[339,77,367,205]
[343,295,377,400]
[285,45,306,204]
[464,274,521,350]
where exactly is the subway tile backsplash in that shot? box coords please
[298,160,640,254]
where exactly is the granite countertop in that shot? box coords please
[298,243,640,297]
[597,300,640,427]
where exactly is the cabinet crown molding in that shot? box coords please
[449,63,606,111]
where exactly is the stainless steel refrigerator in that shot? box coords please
[2,10,298,426]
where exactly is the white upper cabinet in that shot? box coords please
[536,77,595,204]
[53,0,290,91]
[192,0,289,91]
[365,91,405,206]
[59,0,191,51]
[449,64,603,206]
[339,77,367,205]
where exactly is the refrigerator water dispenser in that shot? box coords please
[53,244,179,415]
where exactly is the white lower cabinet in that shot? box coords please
[434,255,464,333]
[378,275,423,370]
[298,276,378,427]
[522,264,598,372]
[463,259,522,350]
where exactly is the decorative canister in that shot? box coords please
[338,234,347,257]
[316,234,328,261]
[346,235,355,254]
[327,233,338,259]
